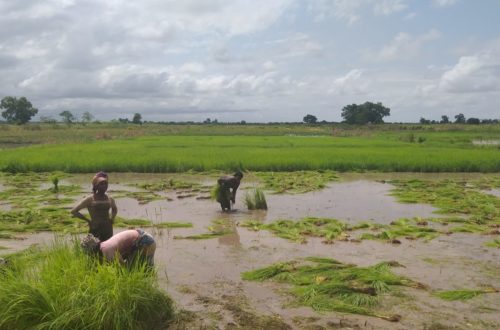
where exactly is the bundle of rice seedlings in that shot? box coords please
[242,257,425,322]
[245,188,268,210]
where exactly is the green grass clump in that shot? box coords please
[0,172,81,210]
[154,222,193,229]
[174,219,233,240]
[485,238,500,248]
[433,288,498,301]
[0,240,174,329]
[359,218,440,242]
[389,179,500,224]
[241,217,350,244]
[255,171,338,193]
[242,257,424,321]
[244,188,268,210]
[137,178,202,191]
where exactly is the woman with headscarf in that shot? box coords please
[71,172,117,241]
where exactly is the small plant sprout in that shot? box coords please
[51,175,59,192]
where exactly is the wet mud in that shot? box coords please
[1,173,499,329]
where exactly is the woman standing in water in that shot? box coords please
[72,172,117,241]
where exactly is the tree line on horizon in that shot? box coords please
[1,96,498,126]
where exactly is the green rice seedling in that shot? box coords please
[0,240,174,329]
[117,191,163,204]
[50,175,59,193]
[3,130,499,173]
[0,209,88,235]
[242,257,424,321]
[136,179,202,192]
[241,217,353,244]
[210,183,221,201]
[114,217,153,227]
[244,188,268,210]
[448,223,490,234]
[433,288,498,301]
[485,239,500,248]
[255,171,338,194]
[154,222,193,229]
[359,218,440,242]
[389,179,500,224]
[174,219,233,240]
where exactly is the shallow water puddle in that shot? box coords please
[115,180,438,227]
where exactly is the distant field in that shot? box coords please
[0,127,499,172]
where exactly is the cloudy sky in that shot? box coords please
[1,0,499,123]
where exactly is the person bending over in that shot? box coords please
[216,171,243,211]
[80,229,156,268]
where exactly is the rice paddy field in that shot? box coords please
[0,123,499,329]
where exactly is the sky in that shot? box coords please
[1,0,499,123]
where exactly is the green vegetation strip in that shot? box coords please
[241,217,443,244]
[485,239,500,248]
[1,134,499,173]
[433,288,498,301]
[390,179,499,223]
[389,179,500,239]
[0,241,174,329]
[174,219,233,240]
[242,257,425,321]
[255,170,338,193]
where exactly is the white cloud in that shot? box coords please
[375,29,441,61]
[374,0,407,16]
[330,69,368,94]
[308,0,365,24]
[432,0,459,8]
[438,54,500,93]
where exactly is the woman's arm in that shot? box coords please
[71,196,92,223]
[109,197,117,223]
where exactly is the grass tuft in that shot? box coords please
[244,188,268,210]
[433,288,498,301]
[0,239,174,329]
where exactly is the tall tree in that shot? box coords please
[341,102,390,124]
[303,114,318,124]
[454,113,466,124]
[440,115,450,124]
[81,111,94,124]
[132,113,142,124]
[59,110,76,124]
[0,96,38,124]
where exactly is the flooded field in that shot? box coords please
[1,172,499,329]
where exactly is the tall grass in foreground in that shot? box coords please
[0,240,173,330]
[244,188,268,210]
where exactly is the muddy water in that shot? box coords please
[116,180,438,226]
[1,174,499,329]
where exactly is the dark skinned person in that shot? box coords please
[216,171,243,211]
[80,229,156,269]
[72,172,117,241]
